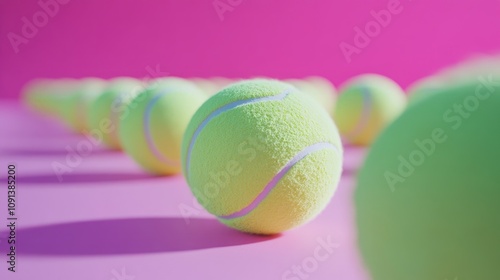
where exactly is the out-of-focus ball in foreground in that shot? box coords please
[355,81,500,280]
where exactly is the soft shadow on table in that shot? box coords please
[341,167,358,177]
[9,217,278,256]
[342,145,367,176]
[2,172,160,185]
[0,147,119,157]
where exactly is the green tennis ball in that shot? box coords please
[439,55,500,83]
[120,78,207,175]
[334,74,406,146]
[406,76,448,105]
[181,79,343,235]
[355,82,500,280]
[408,74,500,107]
[88,77,143,149]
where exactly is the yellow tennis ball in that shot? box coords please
[334,74,406,146]
[189,77,220,96]
[304,76,338,112]
[210,76,233,89]
[22,79,55,114]
[60,78,108,133]
[119,78,207,175]
[88,77,143,149]
[181,79,343,234]
[22,78,78,118]
[285,78,336,114]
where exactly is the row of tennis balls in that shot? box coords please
[23,76,336,176]
[25,78,345,234]
[22,73,430,236]
[24,73,408,154]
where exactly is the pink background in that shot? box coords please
[2,0,500,99]
[1,1,500,279]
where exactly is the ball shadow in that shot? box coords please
[342,145,368,175]
[0,147,116,157]
[6,217,278,256]
[0,172,163,186]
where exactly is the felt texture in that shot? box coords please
[182,79,343,234]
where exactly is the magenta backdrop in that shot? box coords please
[1,0,500,99]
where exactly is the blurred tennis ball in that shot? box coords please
[88,77,143,149]
[120,77,207,175]
[334,74,406,146]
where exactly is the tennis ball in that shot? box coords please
[22,79,55,114]
[285,78,336,114]
[333,74,406,146]
[51,78,82,117]
[210,76,233,89]
[406,76,448,105]
[189,78,220,96]
[61,78,108,133]
[120,78,207,175]
[22,78,78,117]
[355,82,500,280]
[408,73,500,107]
[88,77,143,149]
[181,79,343,235]
[304,76,337,112]
[441,55,500,82]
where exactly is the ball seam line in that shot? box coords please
[185,88,293,180]
[218,142,339,220]
[144,88,180,166]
